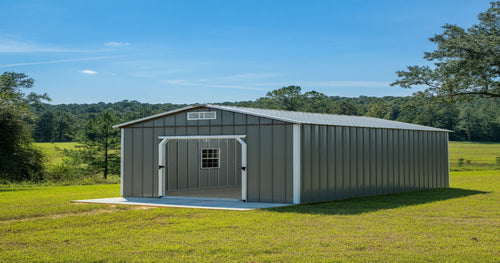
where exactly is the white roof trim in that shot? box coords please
[206,104,302,124]
[113,105,198,128]
[113,104,451,132]
[158,135,246,140]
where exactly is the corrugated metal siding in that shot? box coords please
[121,108,294,203]
[163,139,238,190]
[300,126,449,203]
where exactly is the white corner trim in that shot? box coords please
[158,138,169,197]
[236,138,247,202]
[157,135,247,200]
[292,124,301,204]
[120,129,124,196]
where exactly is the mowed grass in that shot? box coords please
[449,141,500,165]
[1,171,498,262]
[35,142,79,165]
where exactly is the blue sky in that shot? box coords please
[0,0,492,104]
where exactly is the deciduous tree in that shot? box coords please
[391,2,500,101]
[0,72,49,182]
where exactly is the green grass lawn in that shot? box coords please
[449,141,500,165]
[35,142,80,165]
[1,170,498,262]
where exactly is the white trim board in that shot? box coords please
[292,124,301,204]
[157,135,247,201]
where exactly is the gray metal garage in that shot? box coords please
[113,104,450,204]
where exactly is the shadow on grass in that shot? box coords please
[0,186,36,193]
[268,188,488,215]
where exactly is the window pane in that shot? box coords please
[201,148,220,168]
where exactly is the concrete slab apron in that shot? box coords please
[72,197,292,211]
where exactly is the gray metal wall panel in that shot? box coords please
[438,133,444,188]
[285,125,294,203]
[363,128,371,196]
[272,124,286,203]
[260,124,273,201]
[271,125,286,202]
[349,127,357,197]
[175,114,187,136]
[356,128,364,196]
[433,132,438,188]
[422,132,429,189]
[219,140,228,187]
[404,130,410,191]
[247,116,260,202]
[419,131,425,189]
[177,140,188,189]
[311,126,320,198]
[369,128,377,195]
[301,125,312,202]
[132,128,143,196]
[343,127,351,198]
[142,128,154,197]
[123,128,134,196]
[167,141,178,190]
[414,131,420,190]
[335,126,344,199]
[393,131,400,192]
[398,129,405,191]
[429,132,435,188]
[327,126,336,200]
[387,129,394,193]
[319,126,328,201]
[408,130,415,191]
[187,140,199,188]
[436,133,442,187]
[381,129,387,194]
[226,139,235,186]
[376,129,382,195]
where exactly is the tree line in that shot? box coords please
[31,86,500,143]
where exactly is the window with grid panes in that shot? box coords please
[201,148,220,168]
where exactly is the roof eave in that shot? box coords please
[112,105,200,128]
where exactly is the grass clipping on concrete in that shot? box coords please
[0,170,498,262]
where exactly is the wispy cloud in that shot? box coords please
[163,79,266,91]
[0,38,108,53]
[162,73,283,91]
[0,38,65,53]
[199,73,282,82]
[105,42,130,47]
[80,69,98,74]
[0,55,123,68]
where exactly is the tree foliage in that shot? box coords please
[0,72,48,182]
[391,1,500,100]
[78,111,120,179]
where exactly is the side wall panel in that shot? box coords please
[299,125,450,203]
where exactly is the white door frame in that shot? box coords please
[157,135,247,201]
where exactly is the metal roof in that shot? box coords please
[114,104,450,132]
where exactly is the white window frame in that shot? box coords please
[200,148,220,169]
[187,111,216,120]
